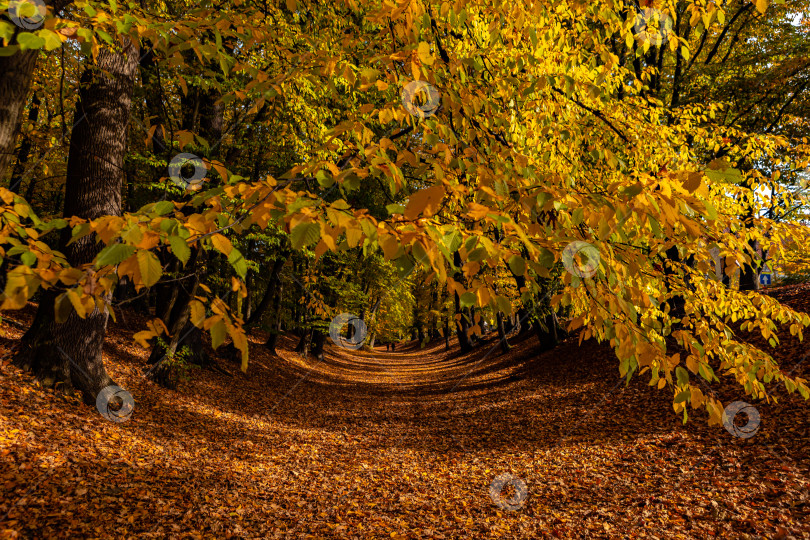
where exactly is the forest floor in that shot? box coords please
[1,285,810,539]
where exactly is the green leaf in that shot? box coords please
[96,244,136,268]
[507,255,526,277]
[459,291,476,308]
[227,247,248,279]
[537,248,555,268]
[675,366,689,387]
[152,201,175,216]
[136,250,162,287]
[95,29,113,44]
[168,236,191,265]
[289,222,320,250]
[622,183,644,198]
[495,295,512,315]
[467,247,488,262]
[316,170,334,188]
[38,29,62,51]
[393,255,414,278]
[16,32,45,50]
[0,45,20,57]
[442,231,462,254]
[20,251,36,266]
[0,21,15,41]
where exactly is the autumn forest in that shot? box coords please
[1,0,809,537]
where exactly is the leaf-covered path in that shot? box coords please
[1,292,809,539]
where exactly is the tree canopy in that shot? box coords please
[1,0,809,424]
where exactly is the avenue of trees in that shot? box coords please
[0,0,809,423]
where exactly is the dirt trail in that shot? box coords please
[1,298,809,538]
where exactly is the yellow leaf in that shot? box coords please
[229,325,249,372]
[417,41,434,65]
[67,288,86,318]
[466,202,489,221]
[210,234,233,256]
[380,235,400,260]
[404,185,445,221]
[345,226,363,248]
[133,330,156,348]
[210,318,227,349]
[189,300,206,327]
[754,0,767,14]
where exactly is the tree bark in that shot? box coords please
[8,94,40,193]
[13,40,140,403]
[311,331,326,361]
[0,50,38,181]
[534,312,559,352]
[452,251,473,353]
[0,1,71,180]
[264,282,284,354]
[496,311,511,354]
[148,248,205,369]
[245,255,287,330]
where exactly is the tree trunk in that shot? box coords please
[13,41,140,403]
[0,51,38,181]
[246,255,287,330]
[294,330,311,357]
[496,311,511,354]
[738,239,760,291]
[534,312,559,352]
[8,95,39,193]
[0,0,70,180]
[148,248,204,370]
[444,315,450,350]
[311,331,326,361]
[264,283,284,354]
[663,245,686,320]
[453,251,474,353]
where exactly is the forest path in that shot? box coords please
[1,298,809,538]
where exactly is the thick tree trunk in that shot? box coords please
[245,256,286,330]
[148,248,205,372]
[0,50,38,181]
[0,0,70,180]
[534,312,559,352]
[294,331,311,356]
[454,297,473,353]
[311,331,326,361]
[496,311,511,354]
[8,95,39,193]
[13,41,139,403]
